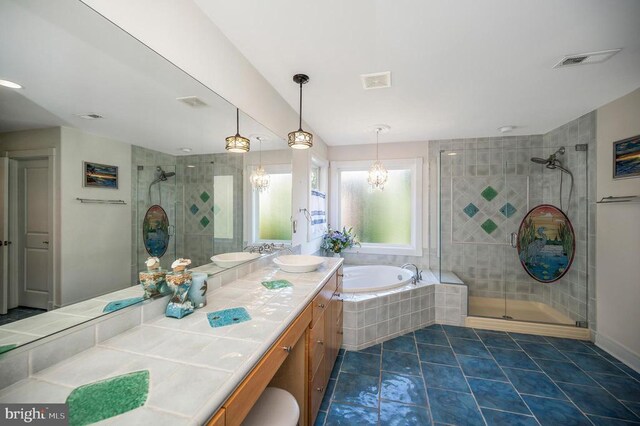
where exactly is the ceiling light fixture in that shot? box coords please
[180,147,193,153]
[368,126,389,191]
[250,137,270,192]
[498,125,515,133]
[288,74,313,149]
[225,108,250,153]
[0,79,22,89]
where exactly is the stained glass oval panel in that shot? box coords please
[516,204,575,283]
[143,204,170,257]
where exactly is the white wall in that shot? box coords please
[595,87,640,369]
[59,127,132,305]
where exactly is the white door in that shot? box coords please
[0,157,8,314]
[17,159,49,309]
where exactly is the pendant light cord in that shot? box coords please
[236,108,240,135]
[376,128,380,160]
[298,83,303,130]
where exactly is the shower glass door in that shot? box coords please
[505,140,589,326]
[436,135,590,327]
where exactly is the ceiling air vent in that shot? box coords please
[553,49,621,69]
[360,71,391,90]
[76,113,103,120]
[176,96,208,108]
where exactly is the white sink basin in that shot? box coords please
[211,252,260,268]
[273,255,325,273]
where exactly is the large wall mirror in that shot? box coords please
[0,0,292,353]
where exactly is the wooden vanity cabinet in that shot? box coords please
[207,266,343,426]
[309,266,343,425]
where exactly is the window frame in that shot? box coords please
[245,163,292,244]
[330,158,423,256]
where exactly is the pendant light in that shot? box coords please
[250,136,270,192]
[368,126,389,190]
[288,74,313,149]
[225,108,250,153]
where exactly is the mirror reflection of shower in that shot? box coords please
[530,147,574,214]
[148,166,176,205]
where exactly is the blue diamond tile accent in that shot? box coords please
[500,202,517,218]
[200,216,210,228]
[463,203,480,218]
[189,204,199,215]
[200,191,210,203]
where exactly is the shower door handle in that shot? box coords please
[510,232,518,248]
[168,225,175,237]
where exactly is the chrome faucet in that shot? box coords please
[401,263,422,284]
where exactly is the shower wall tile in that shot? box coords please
[429,115,594,329]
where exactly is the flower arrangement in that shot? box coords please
[321,226,361,254]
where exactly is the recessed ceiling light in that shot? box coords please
[447,152,457,156]
[186,165,196,168]
[498,125,516,133]
[180,147,192,153]
[0,79,22,89]
[76,113,103,120]
[368,124,391,134]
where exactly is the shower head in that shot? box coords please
[151,167,176,185]
[530,147,567,168]
[530,157,549,165]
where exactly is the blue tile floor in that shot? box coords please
[316,325,640,426]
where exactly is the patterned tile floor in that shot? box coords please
[316,325,640,426]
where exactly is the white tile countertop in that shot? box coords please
[0,257,343,425]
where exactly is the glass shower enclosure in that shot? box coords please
[435,135,590,327]
[133,154,244,278]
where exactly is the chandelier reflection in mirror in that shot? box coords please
[250,136,270,192]
[225,108,250,153]
[288,74,313,149]
[368,125,389,190]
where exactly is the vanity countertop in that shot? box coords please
[0,257,343,425]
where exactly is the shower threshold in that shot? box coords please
[467,296,590,340]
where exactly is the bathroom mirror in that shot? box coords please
[0,0,292,352]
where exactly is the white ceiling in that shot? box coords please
[0,0,284,154]
[195,0,640,145]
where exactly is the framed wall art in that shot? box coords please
[83,161,118,189]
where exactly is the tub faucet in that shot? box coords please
[401,263,422,284]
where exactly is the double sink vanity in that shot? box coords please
[0,254,343,426]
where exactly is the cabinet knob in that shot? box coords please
[318,303,325,308]
[317,340,324,345]
[337,331,344,335]
[282,346,292,353]
[316,387,324,392]
[337,273,343,277]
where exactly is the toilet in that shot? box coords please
[242,387,300,426]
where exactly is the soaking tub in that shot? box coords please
[342,265,415,293]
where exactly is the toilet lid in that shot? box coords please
[242,387,300,426]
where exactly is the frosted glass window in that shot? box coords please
[258,173,292,241]
[340,169,412,244]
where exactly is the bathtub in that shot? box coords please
[343,265,415,293]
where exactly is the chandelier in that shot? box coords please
[250,137,270,192]
[368,126,389,190]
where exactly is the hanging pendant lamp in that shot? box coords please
[225,108,250,153]
[288,74,313,149]
[250,137,270,192]
[368,126,389,190]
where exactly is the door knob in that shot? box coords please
[43,241,49,245]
